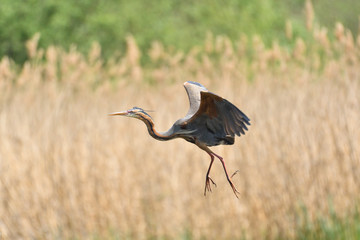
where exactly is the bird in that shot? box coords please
[109,81,250,198]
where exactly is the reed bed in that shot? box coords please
[0,19,360,239]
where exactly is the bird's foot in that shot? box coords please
[228,178,240,199]
[204,176,217,196]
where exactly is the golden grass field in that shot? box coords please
[1,20,360,239]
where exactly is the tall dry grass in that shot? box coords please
[1,19,360,239]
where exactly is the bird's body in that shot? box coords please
[110,81,250,197]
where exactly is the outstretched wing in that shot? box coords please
[183,81,208,120]
[188,91,250,137]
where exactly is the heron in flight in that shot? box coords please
[110,81,250,197]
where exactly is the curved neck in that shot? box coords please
[137,114,174,141]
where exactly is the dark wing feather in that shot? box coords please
[188,91,250,137]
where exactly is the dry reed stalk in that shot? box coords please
[285,20,293,40]
[25,33,41,60]
[293,38,306,63]
[305,0,314,31]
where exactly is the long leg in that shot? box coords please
[204,153,217,196]
[212,152,240,198]
[195,141,239,198]
[195,141,217,196]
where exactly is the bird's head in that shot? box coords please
[109,107,152,120]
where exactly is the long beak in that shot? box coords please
[108,111,128,116]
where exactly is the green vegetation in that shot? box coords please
[1,0,359,64]
[107,208,360,239]
[291,206,360,240]
[75,208,360,239]
[314,0,360,36]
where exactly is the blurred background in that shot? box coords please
[1,0,359,64]
[0,0,360,239]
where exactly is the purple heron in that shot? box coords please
[110,81,250,197]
